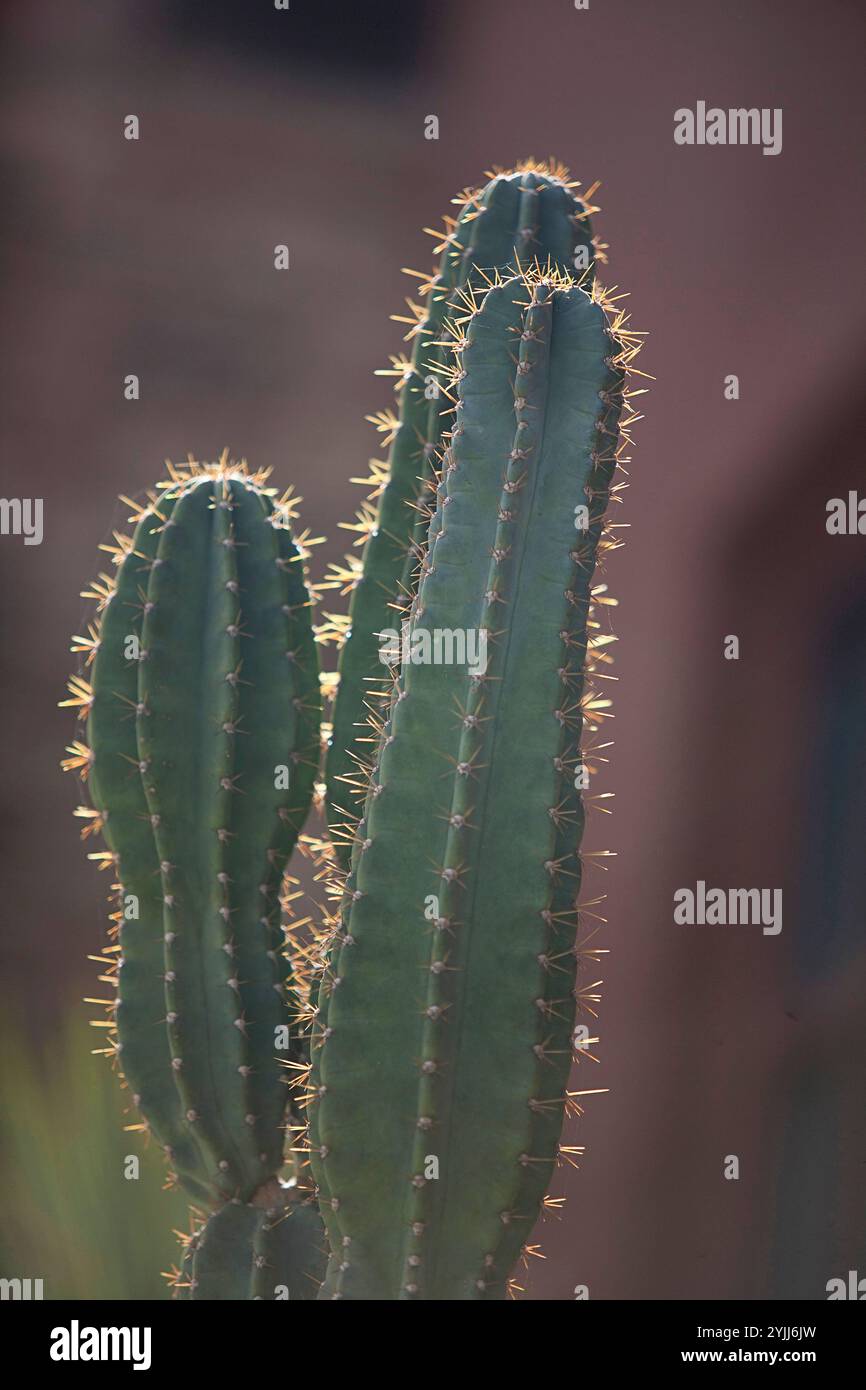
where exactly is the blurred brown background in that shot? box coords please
[1,0,864,1299]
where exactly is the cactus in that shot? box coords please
[63,453,325,1297]
[177,1183,327,1300]
[308,265,643,1299]
[64,163,644,1302]
[324,162,605,865]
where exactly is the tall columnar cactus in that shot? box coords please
[63,161,645,1302]
[63,454,326,1298]
[324,162,605,864]
[309,267,643,1299]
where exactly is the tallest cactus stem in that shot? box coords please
[309,265,645,1300]
[323,163,605,864]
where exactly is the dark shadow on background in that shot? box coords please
[166,0,437,80]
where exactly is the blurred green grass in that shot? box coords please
[0,1010,190,1300]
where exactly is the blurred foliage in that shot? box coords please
[0,1010,190,1300]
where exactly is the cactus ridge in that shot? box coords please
[86,491,216,1201]
[324,162,605,866]
[65,453,322,1209]
[309,266,644,1299]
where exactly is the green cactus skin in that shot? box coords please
[69,456,321,1237]
[85,487,213,1203]
[309,269,641,1299]
[324,163,602,865]
[182,1187,327,1300]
